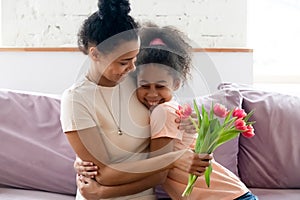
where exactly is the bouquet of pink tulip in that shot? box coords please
[176,100,255,197]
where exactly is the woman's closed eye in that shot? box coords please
[119,57,136,66]
[119,62,129,66]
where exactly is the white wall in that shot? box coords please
[0,0,247,48]
[131,0,247,47]
[0,0,2,46]
[0,51,87,94]
[0,51,252,95]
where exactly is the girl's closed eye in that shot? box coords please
[139,84,166,89]
[140,84,150,89]
[155,84,166,89]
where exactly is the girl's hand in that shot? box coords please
[174,150,213,176]
[74,156,98,178]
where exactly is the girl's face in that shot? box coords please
[136,64,180,109]
[89,39,140,87]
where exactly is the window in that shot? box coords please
[248,0,300,95]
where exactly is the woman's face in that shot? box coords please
[136,64,180,109]
[90,39,140,86]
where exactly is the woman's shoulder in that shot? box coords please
[61,79,95,101]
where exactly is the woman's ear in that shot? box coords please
[89,47,100,61]
[173,79,182,91]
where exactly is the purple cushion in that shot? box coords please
[179,88,243,176]
[0,89,76,195]
[219,83,300,188]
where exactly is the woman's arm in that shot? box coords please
[74,156,167,199]
[66,127,201,186]
[77,172,165,199]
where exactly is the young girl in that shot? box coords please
[61,0,211,199]
[133,24,258,200]
[75,22,258,199]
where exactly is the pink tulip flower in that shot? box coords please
[242,125,255,138]
[213,103,228,118]
[232,108,247,119]
[234,118,247,131]
[176,104,193,119]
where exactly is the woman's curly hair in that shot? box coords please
[78,0,139,55]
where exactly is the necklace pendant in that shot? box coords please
[118,129,123,135]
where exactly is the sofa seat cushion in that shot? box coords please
[250,188,300,200]
[0,187,75,200]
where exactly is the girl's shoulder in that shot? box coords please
[160,101,180,110]
[151,101,180,118]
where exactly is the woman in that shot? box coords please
[60,0,211,199]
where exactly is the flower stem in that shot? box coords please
[182,175,198,196]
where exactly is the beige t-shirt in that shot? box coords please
[151,101,249,200]
[60,76,156,200]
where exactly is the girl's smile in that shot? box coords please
[136,64,180,109]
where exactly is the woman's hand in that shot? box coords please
[176,113,197,134]
[74,156,98,178]
[174,150,213,176]
[77,174,102,200]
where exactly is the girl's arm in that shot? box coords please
[148,137,175,186]
[149,103,212,178]
[150,137,211,182]
[66,127,202,186]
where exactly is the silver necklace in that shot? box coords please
[99,84,123,135]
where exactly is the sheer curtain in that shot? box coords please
[248,0,300,96]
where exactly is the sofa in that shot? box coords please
[0,83,299,200]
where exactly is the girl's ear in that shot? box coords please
[89,47,100,61]
[173,78,182,91]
